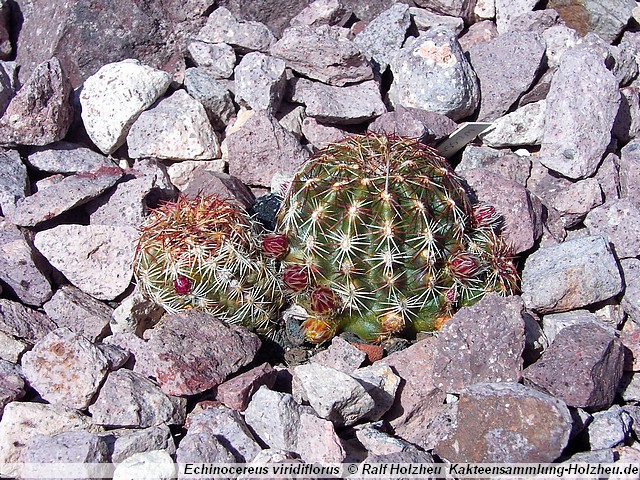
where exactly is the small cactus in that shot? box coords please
[133,194,283,336]
[275,133,518,343]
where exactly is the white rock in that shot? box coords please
[110,286,165,335]
[234,52,286,112]
[480,100,546,147]
[113,450,176,480]
[495,0,538,33]
[244,386,301,450]
[80,59,172,155]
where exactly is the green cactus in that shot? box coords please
[274,134,518,344]
[133,194,283,336]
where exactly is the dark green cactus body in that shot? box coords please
[277,134,518,343]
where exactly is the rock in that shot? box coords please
[34,224,138,301]
[5,166,124,227]
[197,7,276,54]
[365,446,436,464]
[388,27,479,121]
[310,336,366,373]
[508,8,563,33]
[176,432,235,466]
[351,363,400,421]
[234,52,286,113]
[0,401,101,478]
[27,141,117,174]
[166,160,225,192]
[521,235,623,314]
[539,48,621,180]
[21,327,108,409]
[295,411,346,463]
[290,0,351,28]
[479,100,546,147]
[0,298,58,362]
[185,405,261,462]
[96,343,130,371]
[412,0,472,18]
[0,359,25,415]
[541,310,609,346]
[620,138,640,205]
[186,41,236,79]
[547,0,636,44]
[109,286,164,335]
[0,58,73,147]
[107,311,260,396]
[0,217,52,306]
[291,78,386,125]
[368,106,457,146]
[101,425,176,464]
[277,103,306,140]
[432,294,526,394]
[584,405,632,451]
[182,170,255,210]
[301,118,347,150]
[79,59,172,155]
[543,25,580,70]
[621,258,640,323]
[355,423,410,456]
[353,3,411,72]
[0,1,10,59]
[113,450,176,480]
[90,369,186,428]
[548,177,604,229]
[614,86,640,144]
[595,153,621,203]
[244,386,302,450]
[459,168,543,254]
[433,382,572,462]
[584,199,640,259]
[458,150,531,187]
[43,284,113,341]
[523,323,624,410]
[226,110,309,187]
[494,0,539,33]
[216,362,277,411]
[0,62,13,117]
[409,7,465,35]
[183,67,235,131]
[458,20,499,52]
[271,25,373,86]
[467,31,546,121]
[620,372,640,403]
[0,149,28,215]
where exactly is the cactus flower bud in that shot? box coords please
[472,204,498,229]
[448,252,479,280]
[301,317,337,344]
[173,275,192,295]
[283,264,309,292]
[310,286,339,314]
[262,233,289,259]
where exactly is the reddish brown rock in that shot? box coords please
[215,362,277,411]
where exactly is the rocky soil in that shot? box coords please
[1,0,640,477]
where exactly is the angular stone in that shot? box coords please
[460,168,543,254]
[620,372,640,403]
[96,343,130,371]
[113,450,176,480]
[543,25,580,70]
[621,258,640,323]
[23,431,110,474]
[468,31,545,121]
[90,369,186,428]
[186,41,236,79]
[540,49,621,180]
[0,359,25,415]
[290,0,351,28]
[479,100,546,147]
[433,382,572,463]
[388,27,479,121]
[508,8,563,33]
[584,405,632,450]
[277,103,306,140]
[521,235,623,314]
[0,217,52,306]
[234,52,286,112]
[290,78,386,125]
[523,323,624,410]
[109,286,164,336]
[176,431,235,466]
[80,59,172,155]
[548,177,603,229]
[183,67,235,131]
[216,362,277,411]
[197,7,276,54]
[21,327,108,409]
[595,153,621,203]
[166,160,225,192]
[353,3,411,72]
[226,110,309,187]
[351,363,400,421]
[301,118,347,150]
[182,170,255,210]
[409,7,465,35]
[458,20,499,52]
[368,106,457,146]
[27,141,117,174]
[34,224,138,301]
[272,25,373,86]
[413,0,472,18]
[541,310,608,346]
[244,386,302,450]
[310,336,366,373]
[0,149,28,215]
[103,425,176,464]
[43,284,113,341]
[620,138,640,205]
[0,298,57,361]
[614,86,640,144]
[107,311,260,396]
[0,58,73,147]
[355,423,410,457]
[495,0,539,33]
[366,446,436,464]
[295,412,346,463]
[584,199,640,259]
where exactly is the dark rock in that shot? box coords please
[0,359,25,416]
[182,170,255,210]
[0,298,57,361]
[0,149,28,216]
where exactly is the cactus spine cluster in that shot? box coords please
[275,134,518,344]
[133,194,283,336]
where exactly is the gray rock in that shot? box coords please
[215,362,277,411]
[113,450,175,480]
[0,149,28,215]
[176,432,235,467]
[290,77,386,125]
[620,372,640,403]
[166,159,225,192]
[90,369,186,428]
[290,0,351,28]
[127,89,221,160]
[368,106,457,146]
[0,217,52,306]
[101,425,176,464]
[96,343,130,371]
[356,422,411,457]
[365,446,435,464]
[197,7,276,54]
[551,178,603,229]
[621,258,640,323]
[234,52,286,112]
[495,0,539,33]
[584,199,640,259]
[508,8,563,33]
[183,67,235,131]
[614,86,640,144]
[79,59,172,155]
[301,117,348,150]
[479,100,546,147]
[595,153,621,203]
[34,224,138,301]
[521,235,623,314]
[5,166,124,227]
[0,58,73,147]
[433,382,572,462]
[543,25,580,69]
[523,323,624,410]
[186,41,236,79]
[620,138,640,205]
[310,336,366,373]
[351,363,400,421]
[0,359,25,416]
[468,31,546,121]
[388,28,479,121]
[353,3,411,72]
[109,287,164,336]
[277,103,306,140]
[540,48,621,180]
[27,141,117,174]
[412,0,472,19]
[244,386,302,450]
[0,298,58,362]
[541,310,609,346]
[458,149,532,187]
[271,25,373,86]
[182,170,255,210]
[409,7,464,35]
[43,284,113,341]
[295,411,346,463]
[585,405,632,450]
[226,110,309,187]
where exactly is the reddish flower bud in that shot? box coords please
[472,204,498,229]
[445,286,457,304]
[380,312,404,334]
[310,286,339,314]
[302,317,337,344]
[173,275,192,295]
[283,264,309,292]
[448,252,479,280]
[262,233,289,259]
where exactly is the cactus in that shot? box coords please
[133,194,283,336]
[274,133,518,344]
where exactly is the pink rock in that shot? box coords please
[295,412,346,463]
[216,362,277,411]
[310,337,366,373]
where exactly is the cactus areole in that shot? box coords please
[276,133,518,344]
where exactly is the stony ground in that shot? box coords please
[1,0,640,477]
